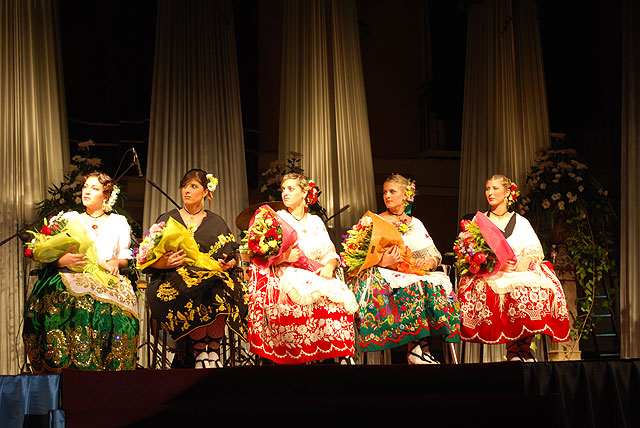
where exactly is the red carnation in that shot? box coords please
[460,220,471,231]
[41,225,52,236]
[24,248,33,258]
[473,252,487,264]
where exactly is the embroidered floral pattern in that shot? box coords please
[346,267,459,352]
[458,263,571,343]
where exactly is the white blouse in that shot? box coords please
[277,210,339,265]
[64,211,132,261]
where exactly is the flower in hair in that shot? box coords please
[306,179,320,206]
[506,181,520,208]
[205,174,218,200]
[103,185,120,212]
[404,179,417,204]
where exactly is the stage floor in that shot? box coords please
[53,359,639,428]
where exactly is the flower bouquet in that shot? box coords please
[24,212,122,287]
[136,217,223,271]
[453,212,515,276]
[243,204,322,272]
[340,211,426,276]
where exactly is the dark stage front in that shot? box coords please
[6,359,639,427]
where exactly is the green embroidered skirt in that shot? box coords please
[23,265,139,373]
[346,266,460,352]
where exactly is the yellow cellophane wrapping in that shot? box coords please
[138,217,222,272]
[31,215,122,287]
[357,211,427,276]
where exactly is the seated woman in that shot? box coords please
[144,169,247,368]
[23,172,139,373]
[457,174,571,362]
[345,173,460,364]
[247,173,358,364]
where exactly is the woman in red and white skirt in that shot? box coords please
[458,174,571,361]
[247,173,358,364]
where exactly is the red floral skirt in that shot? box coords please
[458,262,571,344]
[247,268,355,364]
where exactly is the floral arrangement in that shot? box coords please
[135,221,167,266]
[306,179,320,206]
[23,211,68,259]
[340,215,373,274]
[405,179,417,204]
[392,218,410,235]
[506,181,520,208]
[103,185,120,213]
[259,152,304,202]
[33,139,140,237]
[452,219,497,276]
[258,151,328,221]
[519,141,616,343]
[35,140,104,217]
[243,207,283,261]
[205,174,218,199]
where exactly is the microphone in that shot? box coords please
[132,148,143,178]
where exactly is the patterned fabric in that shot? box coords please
[346,215,460,352]
[347,267,460,352]
[247,212,356,364]
[23,211,139,374]
[458,213,571,344]
[145,209,248,342]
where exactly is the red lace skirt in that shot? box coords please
[247,268,355,364]
[458,262,571,344]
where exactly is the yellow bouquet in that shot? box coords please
[24,212,122,288]
[136,217,222,271]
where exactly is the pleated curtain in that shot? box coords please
[620,0,640,359]
[458,0,550,362]
[278,0,376,238]
[144,0,248,232]
[0,0,68,374]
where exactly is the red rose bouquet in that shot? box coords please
[243,205,322,272]
[453,219,498,276]
[453,212,516,276]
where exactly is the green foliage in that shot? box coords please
[519,143,617,343]
[34,139,141,237]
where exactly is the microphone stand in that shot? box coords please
[114,152,181,210]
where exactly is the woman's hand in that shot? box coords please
[152,250,187,269]
[104,259,121,275]
[379,246,402,267]
[501,259,517,272]
[514,256,533,272]
[276,246,301,265]
[56,246,85,268]
[314,264,335,279]
[415,257,437,271]
[218,257,236,271]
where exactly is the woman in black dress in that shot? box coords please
[145,169,248,368]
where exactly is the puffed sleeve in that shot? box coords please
[406,217,442,265]
[508,214,545,263]
[312,216,340,265]
[114,215,132,260]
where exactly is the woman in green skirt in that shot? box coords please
[345,174,460,364]
[23,172,139,373]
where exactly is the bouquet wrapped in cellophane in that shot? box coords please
[242,204,322,272]
[453,211,515,277]
[136,217,222,271]
[24,212,122,287]
[340,211,427,277]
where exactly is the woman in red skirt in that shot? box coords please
[458,174,571,361]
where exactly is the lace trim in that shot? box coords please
[268,266,359,314]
